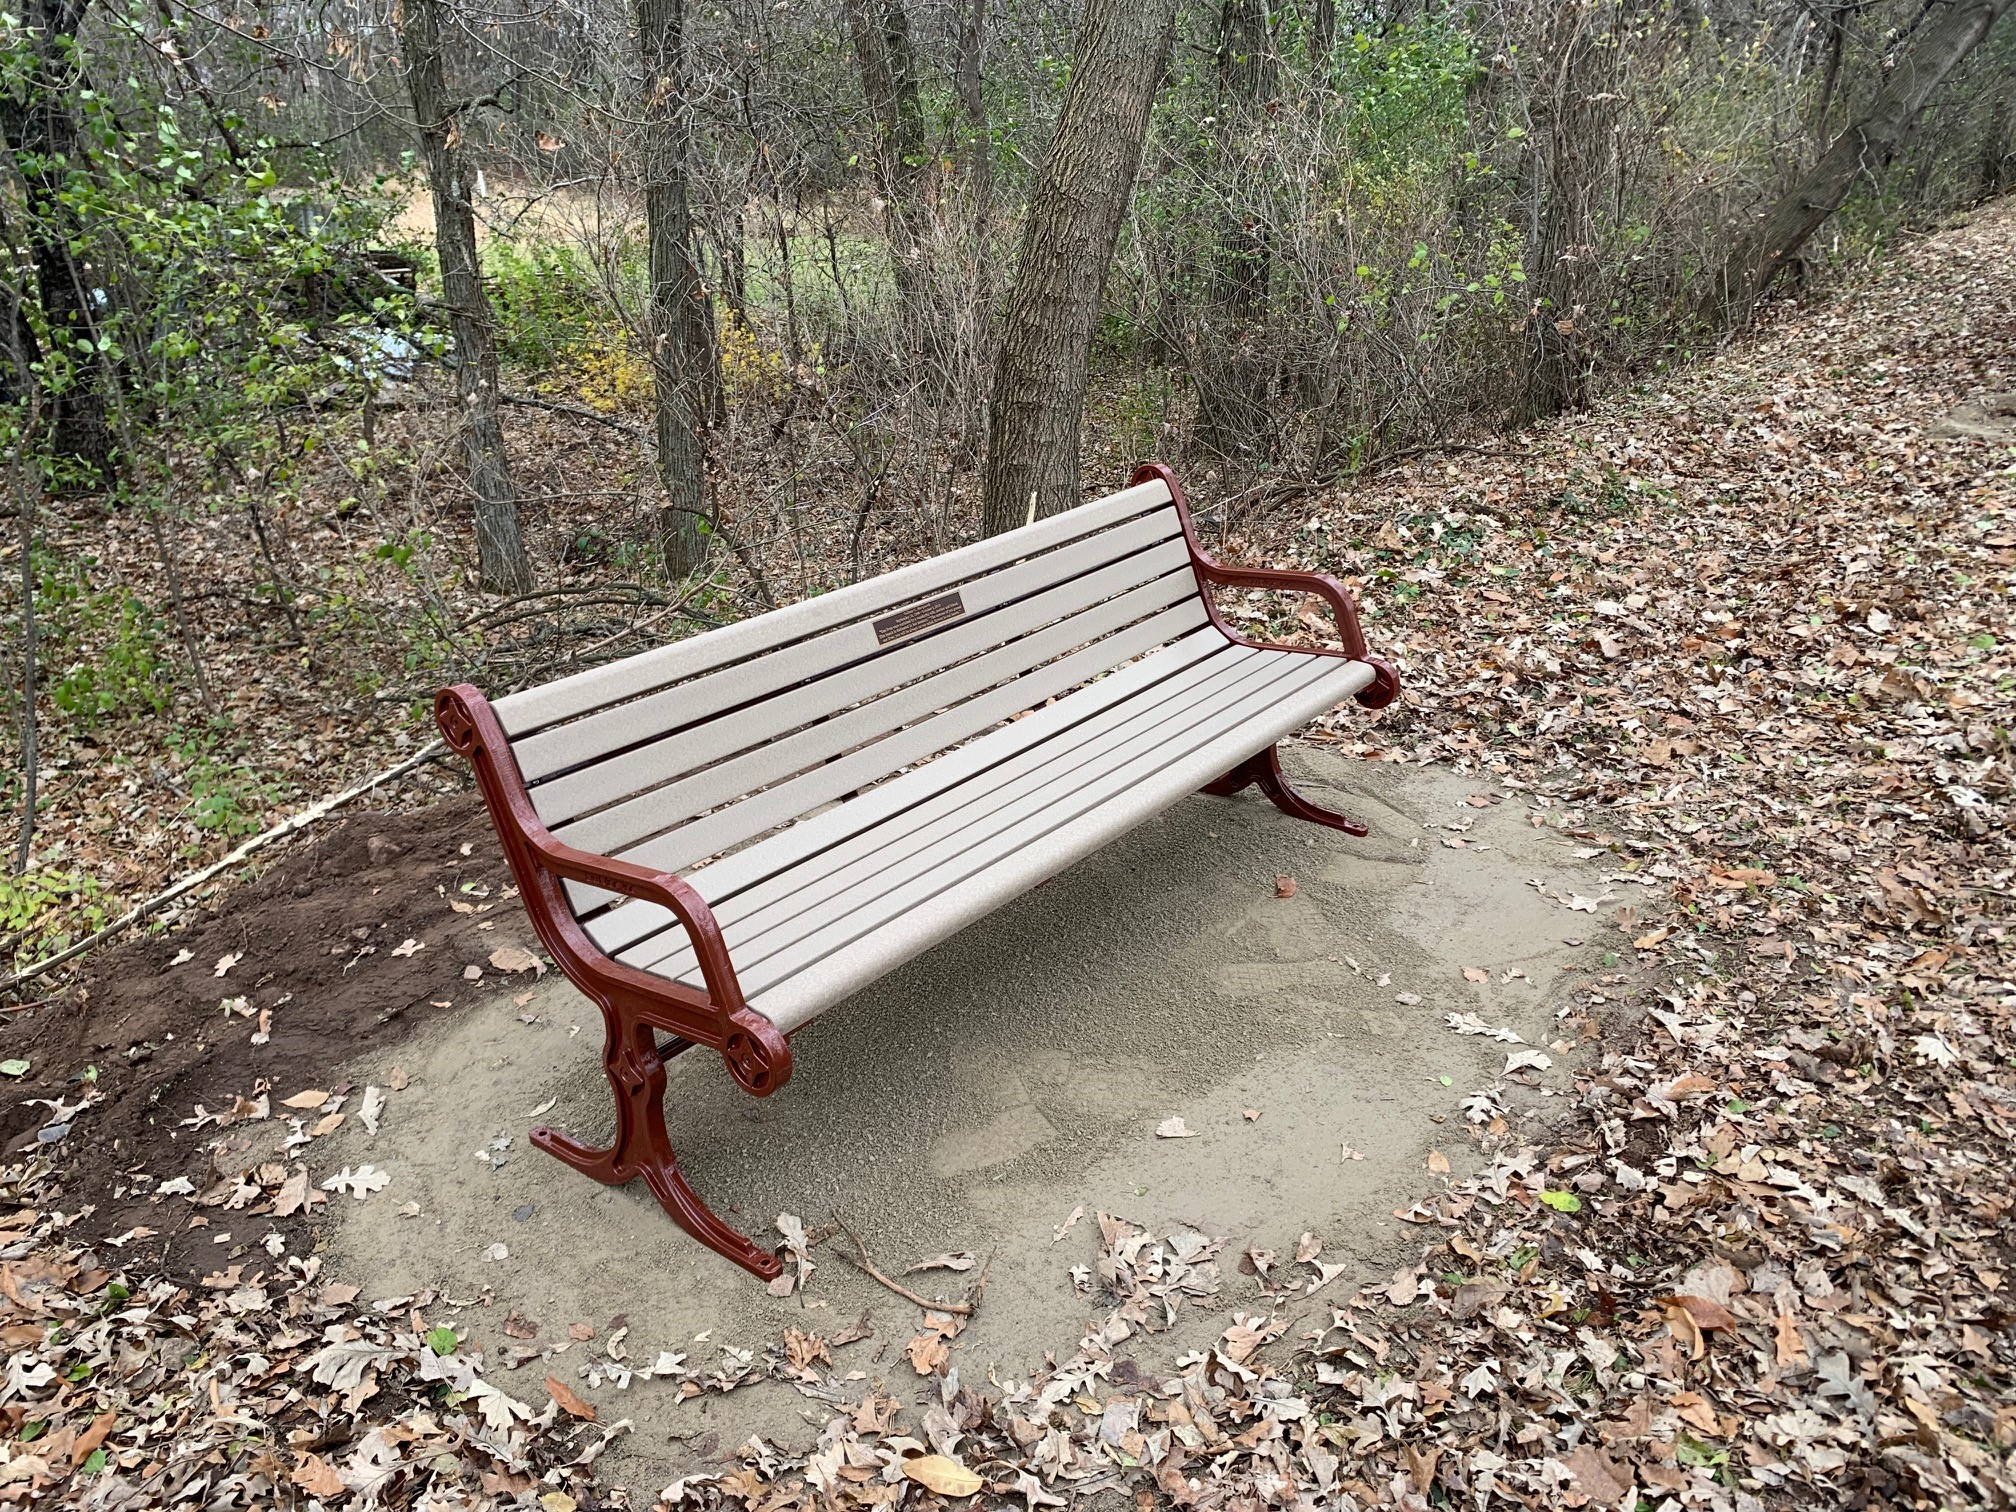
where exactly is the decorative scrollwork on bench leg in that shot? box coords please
[530,1001,784,1281]
[1200,744,1369,837]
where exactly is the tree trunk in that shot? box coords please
[399,0,531,594]
[1978,88,2013,199]
[638,0,721,577]
[0,0,113,480]
[1312,0,1336,64]
[1194,0,1277,462]
[954,0,990,206]
[843,0,927,316]
[1725,0,2015,314]
[1518,0,1622,425]
[980,0,1178,536]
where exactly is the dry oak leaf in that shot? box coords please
[1557,1444,1630,1507]
[291,1453,346,1498]
[70,1412,115,1469]
[901,1455,983,1498]
[1707,866,1777,888]
[502,1309,539,1340]
[1274,874,1297,899]
[280,1089,329,1110]
[906,1331,951,1376]
[853,1392,900,1434]
[905,1252,977,1274]
[489,945,546,976]
[1658,1293,1737,1359]
[544,1375,597,1421]
[1653,1073,1719,1102]
[1462,966,1489,983]
[1155,1116,1198,1139]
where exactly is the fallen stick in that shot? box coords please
[1,741,448,994]
[830,1213,976,1317]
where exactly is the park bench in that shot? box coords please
[435,462,1398,1279]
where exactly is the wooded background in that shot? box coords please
[1,0,2011,963]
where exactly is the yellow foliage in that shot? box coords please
[561,318,653,414]
[540,312,793,414]
[718,311,788,401]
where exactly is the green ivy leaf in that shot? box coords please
[1539,1190,1582,1213]
[0,1059,28,1076]
[426,1326,459,1356]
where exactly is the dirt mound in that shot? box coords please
[0,791,552,1278]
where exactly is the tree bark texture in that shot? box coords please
[1195,0,1279,461]
[1726,0,2015,313]
[0,0,114,479]
[843,0,927,312]
[1518,0,1623,425]
[638,0,722,578]
[981,0,1178,536]
[399,0,532,594]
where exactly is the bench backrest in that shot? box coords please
[489,478,1211,915]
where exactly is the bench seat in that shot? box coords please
[436,462,1397,1279]
[592,636,1372,1033]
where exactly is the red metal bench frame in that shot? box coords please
[435,461,1397,1280]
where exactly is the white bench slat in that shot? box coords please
[551,566,1200,865]
[627,643,1300,983]
[728,656,1378,1033]
[492,478,1177,738]
[581,628,1227,957]
[512,507,1185,785]
[528,535,1195,828]
[563,598,1213,912]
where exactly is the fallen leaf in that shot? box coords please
[489,945,546,976]
[69,1411,115,1468]
[1274,874,1297,898]
[906,1331,950,1375]
[1558,1444,1629,1506]
[544,1376,596,1421]
[905,1252,977,1274]
[901,1455,982,1498]
[1462,966,1489,983]
[1154,1116,1198,1139]
[290,1452,346,1497]
[320,1165,389,1200]
[1427,1149,1450,1174]
[213,952,242,977]
[280,1089,329,1110]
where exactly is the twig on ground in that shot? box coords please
[500,392,650,440]
[830,1213,976,1316]
[0,741,449,994]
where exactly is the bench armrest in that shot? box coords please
[514,827,749,1021]
[1130,461,1401,710]
[434,683,759,1036]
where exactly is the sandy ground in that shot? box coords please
[318,749,1637,1490]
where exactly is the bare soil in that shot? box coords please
[0,788,553,1280]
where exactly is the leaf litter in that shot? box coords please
[2,201,2014,1509]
